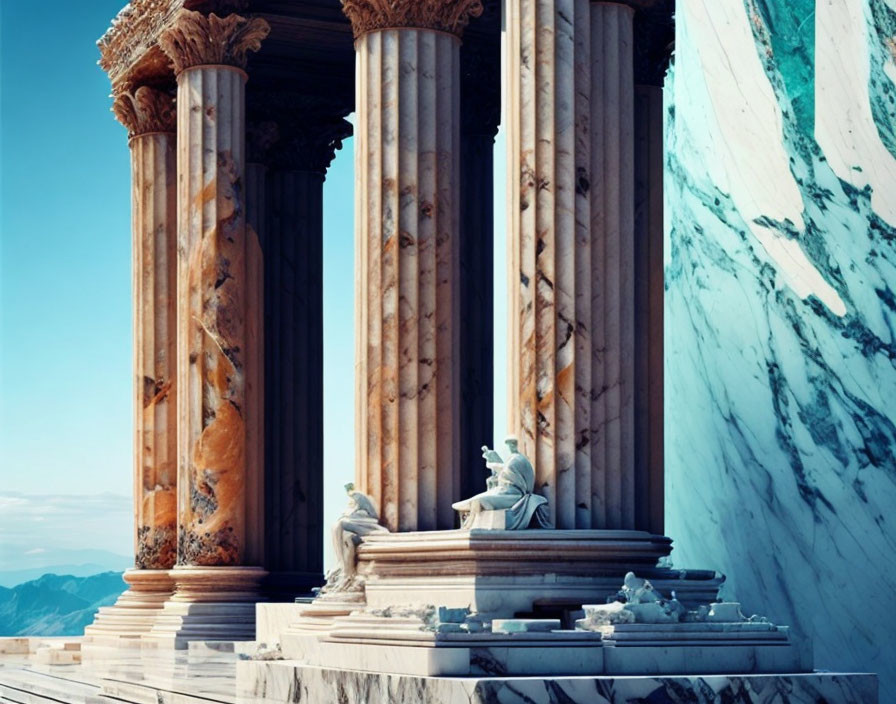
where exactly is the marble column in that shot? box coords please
[506,0,639,529]
[633,84,664,535]
[153,9,269,644]
[84,86,178,645]
[632,3,672,536]
[262,110,351,598]
[459,38,500,501]
[343,0,483,532]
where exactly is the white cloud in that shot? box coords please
[0,492,132,570]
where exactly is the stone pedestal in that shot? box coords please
[352,530,720,618]
[346,0,484,531]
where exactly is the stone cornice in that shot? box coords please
[113,85,177,138]
[158,10,270,75]
[98,0,182,82]
[98,1,253,88]
[341,0,484,40]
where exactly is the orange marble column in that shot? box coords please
[506,0,641,529]
[84,86,178,644]
[122,88,179,572]
[156,10,269,626]
[343,0,483,531]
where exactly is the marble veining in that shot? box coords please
[666,0,896,699]
[507,0,652,531]
[353,26,462,532]
[237,661,877,704]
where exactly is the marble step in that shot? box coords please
[0,667,99,704]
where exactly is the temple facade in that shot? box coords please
[87,0,671,632]
[0,1,875,702]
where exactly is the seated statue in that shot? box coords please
[320,483,388,595]
[452,437,551,530]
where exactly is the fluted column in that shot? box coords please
[507,0,638,529]
[633,83,663,535]
[459,37,500,501]
[632,3,672,535]
[120,87,180,573]
[154,10,269,633]
[343,0,483,532]
[84,86,178,645]
[262,109,350,597]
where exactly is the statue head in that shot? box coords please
[344,482,355,494]
[505,436,519,454]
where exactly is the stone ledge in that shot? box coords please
[358,529,675,578]
[236,660,878,704]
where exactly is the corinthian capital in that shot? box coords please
[341,0,484,40]
[158,9,270,75]
[113,86,176,138]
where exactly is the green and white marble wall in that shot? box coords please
[665,0,896,696]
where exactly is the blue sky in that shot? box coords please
[0,1,507,573]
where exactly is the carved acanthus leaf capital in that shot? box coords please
[158,10,270,75]
[113,85,176,137]
[341,0,484,40]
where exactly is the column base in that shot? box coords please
[82,569,173,648]
[146,566,266,649]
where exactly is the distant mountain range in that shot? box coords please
[0,572,126,636]
[0,548,131,588]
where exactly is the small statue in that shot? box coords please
[452,437,550,530]
[620,571,662,604]
[320,483,388,594]
[481,445,503,489]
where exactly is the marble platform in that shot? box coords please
[237,660,878,704]
[0,637,876,704]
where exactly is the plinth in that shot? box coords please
[83,569,173,647]
[357,529,721,614]
[146,566,266,649]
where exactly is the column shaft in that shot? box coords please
[459,129,495,501]
[507,0,636,529]
[83,87,179,645]
[132,132,178,568]
[633,84,664,535]
[459,36,500,501]
[265,169,325,590]
[355,29,461,531]
[175,65,261,566]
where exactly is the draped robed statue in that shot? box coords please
[452,436,551,530]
